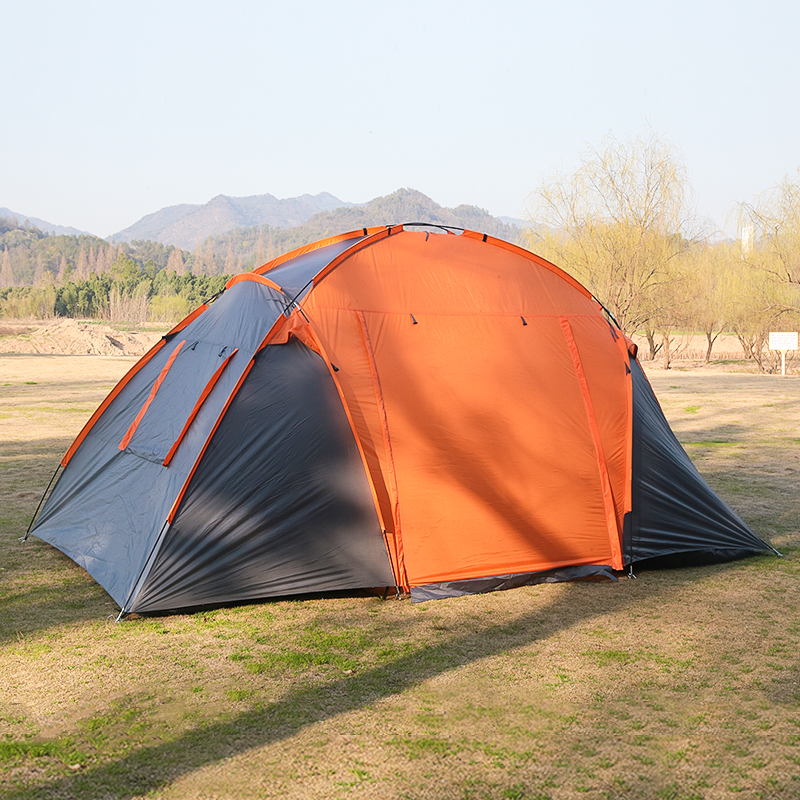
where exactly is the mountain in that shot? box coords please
[499,215,529,228]
[188,189,526,276]
[0,189,527,290]
[0,208,89,237]
[112,192,350,248]
[111,203,201,244]
[290,188,524,243]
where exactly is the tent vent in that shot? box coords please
[521,316,528,326]
[410,314,418,325]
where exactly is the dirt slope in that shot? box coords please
[0,319,163,356]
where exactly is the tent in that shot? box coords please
[28,225,772,616]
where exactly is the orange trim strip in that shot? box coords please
[253,227,386,276]
[225,273,283,292]
[355,310,408,591]
[253,311,308,356]
[169,303,209,334]
[61,338,166,466]
[167,358,256,524]
[297,320,400,587]
[60,306,209,468]
[166,313,296,524]
[162,348,239,467]
[559,317,623,569]
[119,340,186,451]
[311,226,402,288]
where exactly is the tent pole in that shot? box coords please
[21,464,62,542]
[116,519,172,620]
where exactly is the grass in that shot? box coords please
[0,357,799,799]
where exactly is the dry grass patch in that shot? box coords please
[1,356,799,799]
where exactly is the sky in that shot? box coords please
[2,0,799,239]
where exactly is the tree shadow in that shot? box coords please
[3,564,714,800]
[0,436,117,644]
[0,378,122,404]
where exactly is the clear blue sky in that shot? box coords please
[2,0,799,238]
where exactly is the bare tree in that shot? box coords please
[683,241,733,362]
[0,247,14,288]
[741,170,800,286]
[166,247,186,276]
[526,131,702,335]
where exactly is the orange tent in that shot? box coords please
[28,225,771,614]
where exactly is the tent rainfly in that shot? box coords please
[27,225,773,616]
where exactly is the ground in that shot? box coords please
[0,349,798,800]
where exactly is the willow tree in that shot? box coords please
[724,255,793,370]
[733,171,800,367]
[682,241,734,362]
[741,170,800,288]
[526,132,699,336]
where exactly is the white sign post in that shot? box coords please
[769,332,798,376]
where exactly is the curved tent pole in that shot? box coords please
[591,298,623,331]
[116,519,172,621]
[401,222,464,234]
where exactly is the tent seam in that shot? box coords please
[559,316,624,570]
[355,310,408,592]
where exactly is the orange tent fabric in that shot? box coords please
[286,229,630,591]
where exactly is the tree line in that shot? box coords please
[2,150,799,371]
[527,131,800,370]
[0,189,521,326]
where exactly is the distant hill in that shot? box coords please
[284,188,523,244]
[112,192,350,248]
[499,215,529,228]
[195,188,527,275]
[0,208,89,237]
[0,189,528,290]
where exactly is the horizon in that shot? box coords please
[0,187,528,242]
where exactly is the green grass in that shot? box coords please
[1,360,799,799]
[0,738,87,766]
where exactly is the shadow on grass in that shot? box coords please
[0,566,720,800]
[0,378,124,403]
[0,437,117,643]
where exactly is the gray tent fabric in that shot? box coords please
[128,340,393,613]
[625,360,767,564]
[263,235,369,300]
[30,278,290,607]
[410,564,618,602]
